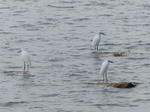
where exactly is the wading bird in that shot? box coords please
[100,59,113,82]
[92,32,105,51]
[18,48,31,73]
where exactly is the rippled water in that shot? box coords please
[1,0,150,112]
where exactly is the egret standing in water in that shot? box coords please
[100,59,113,82]
[92,32,106,51]
[18,48,31,73]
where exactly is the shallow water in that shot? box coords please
[0,0,150,112]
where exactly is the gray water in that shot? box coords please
[0,0,150,112]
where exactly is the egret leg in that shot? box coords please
[96,46,98,51]
[106,73,108,83]
[24,62,26,72]
[103,74,104,82]
[27,65,29,72]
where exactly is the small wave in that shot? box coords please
[1,101,28,107]
[40,94,59,98]
[48,4,74,9]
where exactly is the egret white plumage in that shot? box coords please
[18,48,31,72]
[100,59,113,82]
[92,32,105,51]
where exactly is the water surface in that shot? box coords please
[0,0,150,112]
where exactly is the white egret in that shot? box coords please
[92,32,105,51]
[100,59,113,82]
[18,48,31,72]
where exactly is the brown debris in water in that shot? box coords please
[92,51,131,57]
[84,82,141,88]
[107,82,140,88]
[113,52,125,57]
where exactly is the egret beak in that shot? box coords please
[18,50,21,53]
[100,32,106,36]
[109,60,113,63]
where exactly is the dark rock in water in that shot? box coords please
[107,82,138,88]
[84,82,141,88]
[91,51,131,57]
[113,52,125,57]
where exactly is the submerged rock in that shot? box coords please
[91,51,131,57]
[113,52,125,57]
[84,82,141,88]
[107,82,140,88]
